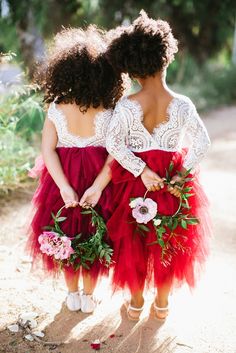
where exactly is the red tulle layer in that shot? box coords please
[107,149,212,293]
[27,146,112,279]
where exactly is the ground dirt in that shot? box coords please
[0,106,236,353]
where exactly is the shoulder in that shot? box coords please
[97,108,113,126]
[172,93,193,106]
[47,102,58,123]
[171,94,198,120]
[108,97,139,130]
[114,96,142,117]
[47,101,64,120]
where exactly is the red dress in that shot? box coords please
[106,96,212,293]
[27,103,113,279]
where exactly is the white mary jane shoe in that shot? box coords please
[80,292,97,313]
[66,291,81,311]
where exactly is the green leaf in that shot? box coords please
[105,253,111,262]
[181,219,188,229]
[81,210,92,215]
[51,212,56,221]
[184,193,194,199]
[157,226,165,235]
[187,218,199,225]
[138,224,149,232]
[186,168,192,175]
[159,239,165,248]
[57,216,67,222]
[167,217,173,229]
[55,208,62,218]
[165,169,169,180]
[183,187,192,192]
[100,249,105,258]
[169,161,174,173]
[172,218,178,230]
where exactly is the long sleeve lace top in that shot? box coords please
[106,95,210,177]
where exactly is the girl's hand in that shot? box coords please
[167,174,184,198]
[79,185,102,208]
[60,185,79,208]
[141,166,165,192]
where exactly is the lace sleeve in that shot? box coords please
[183,102,211,171]
[106,101,146,177]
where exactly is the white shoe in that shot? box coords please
[66,291,81,311]
[80,292,97,313]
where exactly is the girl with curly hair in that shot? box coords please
[105,11,211,320]
[27,25,125,313]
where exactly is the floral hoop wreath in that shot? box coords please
[38,205,113,271]
[130,161,199,266]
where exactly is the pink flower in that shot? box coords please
[131,198,157,224]
[28,155,45,178]
[38,231,74,260]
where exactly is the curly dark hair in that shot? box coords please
[37,25,125,112]
[106,10,178,78]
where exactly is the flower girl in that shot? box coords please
[27,26,124,313]
[105,11,211,320]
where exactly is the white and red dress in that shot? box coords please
[106,95,211,293]
[27,103,113,279]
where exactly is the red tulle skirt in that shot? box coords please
[27,146,112,279]
[107,149,211,293]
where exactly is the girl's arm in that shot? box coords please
[168,101,211,197]
[182,102,211,172]
[106,100,164,191]
[79,154,113,208]
[42,117,78,207]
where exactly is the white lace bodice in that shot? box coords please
[106,95,211,177]
[48,102,112,147]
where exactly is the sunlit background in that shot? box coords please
[0,1,236,352]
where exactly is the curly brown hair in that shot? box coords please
[106,10,178,78]
[37,25,125,112]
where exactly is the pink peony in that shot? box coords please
[38,231,74,260]
[131,198,157,224]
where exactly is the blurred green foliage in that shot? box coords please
[170,64,236,111]
[1,0,235,68]
[0,82,45,194]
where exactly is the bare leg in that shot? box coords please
[64,270,80,292]
[127,289,145,320]
[82,271,97,295]
[155,281,172,319]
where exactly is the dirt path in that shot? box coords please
[1,106,236,353]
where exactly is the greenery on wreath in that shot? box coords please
[39,205,113,271]
[130,161,199,266]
